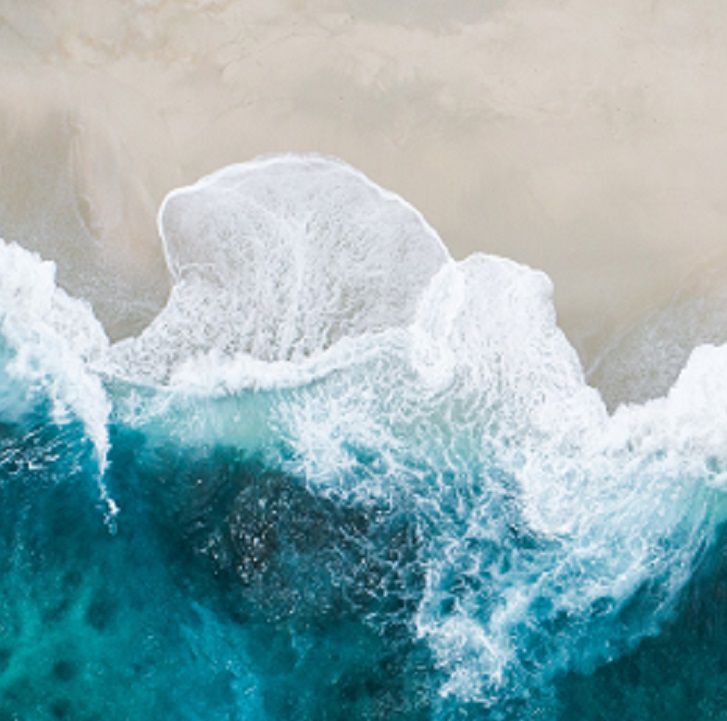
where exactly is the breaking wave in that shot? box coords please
[1,154,726,718]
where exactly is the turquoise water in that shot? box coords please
[1,390,726,720]
[1,155,726,719]
[0,399,432,720]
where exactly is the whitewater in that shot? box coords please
[1,155,726,720]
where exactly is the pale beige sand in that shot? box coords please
[1,0,727,403]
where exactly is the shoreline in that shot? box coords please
[2,0,727,403]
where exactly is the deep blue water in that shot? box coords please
[0,395,725,721]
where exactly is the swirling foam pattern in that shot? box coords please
[1,155,726,719]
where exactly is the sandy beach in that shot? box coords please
[2,0,727,403]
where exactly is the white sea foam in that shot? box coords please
[0,240,117,518]
[107,154,449,385]
[269,249,725,704]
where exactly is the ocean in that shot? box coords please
[1,155,725,720]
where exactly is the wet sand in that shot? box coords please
[2,0,727,403]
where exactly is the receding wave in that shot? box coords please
[106,154,449,385]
